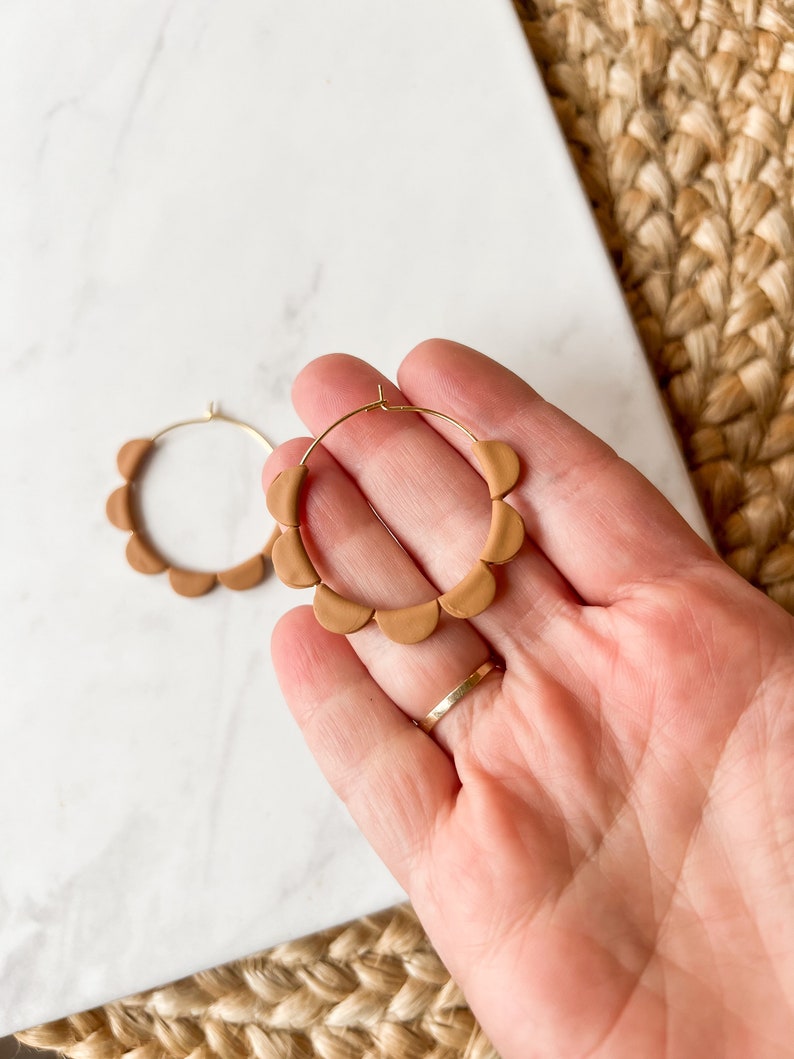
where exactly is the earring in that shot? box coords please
[266,386,525,644]
[107,403,280,598]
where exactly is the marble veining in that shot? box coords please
[0,0,709,1035]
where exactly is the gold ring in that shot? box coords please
[418,660,498,733]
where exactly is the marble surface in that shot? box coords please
[0,0,710,1035]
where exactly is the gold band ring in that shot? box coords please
[418,660,498,734]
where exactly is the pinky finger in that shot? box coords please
[271,606,459,889]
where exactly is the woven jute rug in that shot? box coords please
[17,1,794,1057]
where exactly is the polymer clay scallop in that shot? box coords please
[262,523,283,557]
[480,500,526,564]
[126,533,168,575]
[438,560,496,619]
[313,584,374,634]
[375,599,440,645]
[271,527,320,589]
[218,553,267,591]
[117,438,154,480]
[472,440,521,499]
[266,466,308,527]
[106,484,135,531]
[169,568,218,597]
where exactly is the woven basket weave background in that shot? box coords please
[18,1,794,1057]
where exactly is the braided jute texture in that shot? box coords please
[518,0,794,610]
[17,3,794,1059]
[16,906,494,1059]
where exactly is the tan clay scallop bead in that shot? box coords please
[313,584,374,634]
[472,440,520,499]
[215,524,280,590]
[117,438,155,480]
[262,523,283,556]
[438,560,496,619]
[106,484,135,532]
[266,466,309,527]
[169,568,218,597]
[218,553,266,591]
[126,533,168,575]
[375,599,440,645]
[272,527,320,589]
[480,500,526,564]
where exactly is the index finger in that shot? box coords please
[398,340,716,606]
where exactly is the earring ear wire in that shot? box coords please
[107,403,280,598]
[151,402,275,450]
[299,385,477,465]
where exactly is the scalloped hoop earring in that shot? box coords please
[107,404,280,598]
[266,386,525,644]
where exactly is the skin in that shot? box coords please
[264,339,794,1059]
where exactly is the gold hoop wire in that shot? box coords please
[266,387,525,644]
[107,403,280,598]
[299,385,477,464]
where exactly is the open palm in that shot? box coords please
[266,340,794,1058]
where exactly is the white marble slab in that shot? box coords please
[0,0,709,1035]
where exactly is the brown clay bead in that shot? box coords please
[438,561,496,619]
[266,465,309,527]
[263,523,282,556]
[313,584,374,634]
[272,527,320,589]
[106,484,135,531]
[126,533,168,575]
[218,553,266,591]
[169,568,218,597]
[375,599,440,644]
[472,440,520,499]
[117,438,154,480]
[480,500,525,564]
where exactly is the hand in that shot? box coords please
[264,339,794,1059]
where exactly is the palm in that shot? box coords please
[267,341,794,1058]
